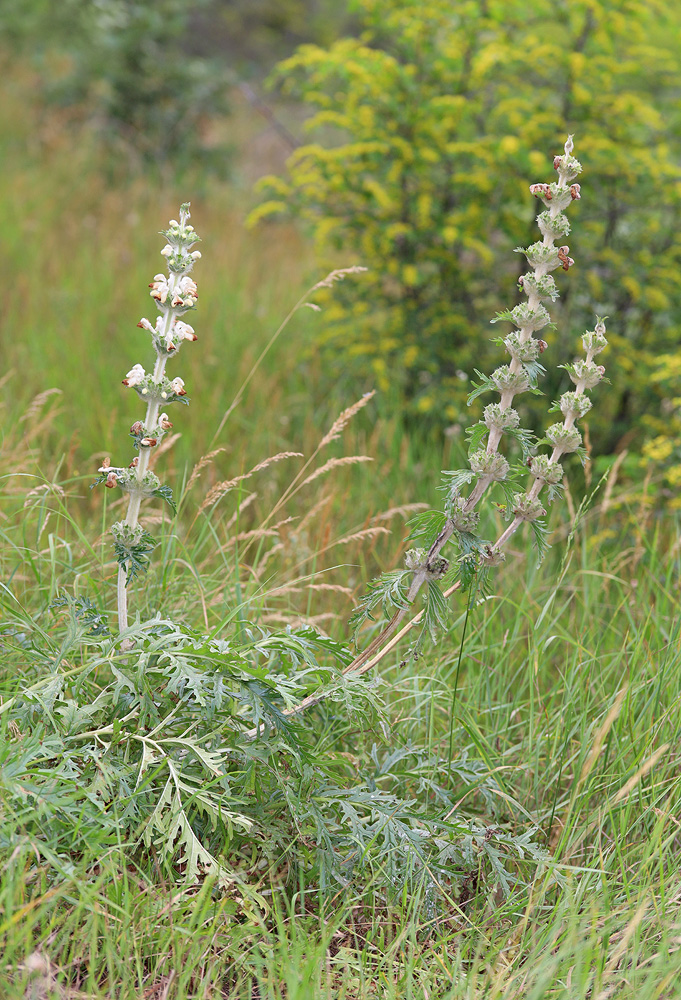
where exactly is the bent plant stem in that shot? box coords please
[241,510,515,740]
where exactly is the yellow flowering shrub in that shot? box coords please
[641,352,681,505]
[253,0,681,454]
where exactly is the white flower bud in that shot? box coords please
[508,302,552,333]
[122,364,146,387]
[569,360,605,390]
[537,210,570,241]
[449,496,480,532]
[174,321,197,342]
[469,449,510,481]
[530,455,563,484]
[582,328,608,356]
[405,548,425,571]
[560,392,592,419]
[149,275,170,303]
[523,242,568,274]
[518,273,558,302]
[483,403,520,432]
[503,332,541,364]
[545,423,582,453]
[491,365,531,394]
[512,494,546,522]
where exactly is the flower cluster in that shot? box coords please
[93,203,201,634]
[403,138,607,589]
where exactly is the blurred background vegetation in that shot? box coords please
[1,0,680,505]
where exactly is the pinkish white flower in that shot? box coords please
[174,321,197,342]
[149,275,170,303]
[122,364,145,387]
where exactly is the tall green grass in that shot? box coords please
[3,499,681,997]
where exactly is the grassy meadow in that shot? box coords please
[1,51,681,1000]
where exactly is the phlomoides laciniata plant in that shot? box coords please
[90,140,607,712]
[347,135,607,661]
[245,136,608,732]
[19,136,603,893]
[92,203,201,638]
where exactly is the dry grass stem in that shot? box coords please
[370,502,430,523]
[311,265,368,292]
[223,492,258,530]
[224,516,296,545]
[333,525,391,546]
[200,475,253,511]
[23,483,66,507]
[318,391,375,448]
[296,493,334,531]
[185,447,228,491]
[300,455,373,487]
[19,388,62,423]
[148,432,182,467]
[200,451,303,511]
[248,451,304,474]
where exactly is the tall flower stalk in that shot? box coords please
[93,204,201,636]
[347,136,607,667]
[241,136,610,739]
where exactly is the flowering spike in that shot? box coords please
[93,204,202,637]
[354,138,606,652]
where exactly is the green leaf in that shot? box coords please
[113,529,157,585]
[349,570,411,639]
[151,484,177,514]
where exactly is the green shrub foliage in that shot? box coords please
[1,0,230,172]
[254,0,681,450]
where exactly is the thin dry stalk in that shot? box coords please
[200,473,253,511]
[199,451,303,512]
[211,268,367,444]
[300,455,373,487]
[370,503,429,523]
[598,449,628,521]
[185,447,228,492]
[318,391,375,448]
[223,492,258,532]
[19,388,62,424]
[235,394,376,565]
[333,526,391,547]
[249,451,304,474]
[23,483,66,507]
